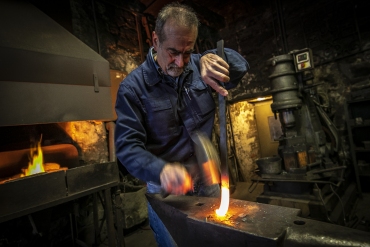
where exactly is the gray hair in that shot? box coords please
[155,2,200,43]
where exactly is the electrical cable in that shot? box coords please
[330,183,347,226]
[316,183,333,224]
[227,104,240,182]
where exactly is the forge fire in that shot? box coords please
[0,137,68,184]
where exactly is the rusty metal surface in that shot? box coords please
[146,194,370,247]
[67,162,119,195]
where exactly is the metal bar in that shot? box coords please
[216,40,229,188]
[114,188,125,247]
[227,106,240,183]
[135,14,145,63]
[104,188,116,247]
[91,0,101,55]
[69,213,76,247]
[344,100,363,195]
[308,166,346,175]
[353,3,362,48]
[275,0,288,53]
[93,192,100,244]
[252,177,340,185]
[270,0,280,54]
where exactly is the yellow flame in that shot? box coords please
[21,139,45,177]
[215,186,230,216]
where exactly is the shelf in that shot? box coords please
[355,147,370,152]
[348,98,370,104]
[359,170,370,177]
[345,97,370,195]
[348,119,370,127]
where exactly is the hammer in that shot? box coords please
[160,132,221,197]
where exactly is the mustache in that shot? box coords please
[167,63,183,70]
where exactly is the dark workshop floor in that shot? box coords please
[119,182,370,247]
[122,220,157,247]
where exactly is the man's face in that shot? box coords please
[152,20,197,77]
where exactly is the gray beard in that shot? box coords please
[167,64,184,77]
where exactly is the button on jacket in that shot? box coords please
[115,47,248,185]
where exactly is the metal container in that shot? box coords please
[256,156,282,174]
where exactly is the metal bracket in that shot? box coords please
[94,73,99,92]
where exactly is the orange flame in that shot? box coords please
[215,177,229,216]
[21,138,45,177]
[202,160,221,185]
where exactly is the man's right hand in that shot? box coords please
[160,163,193,195]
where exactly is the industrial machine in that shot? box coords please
[255,48,355,225]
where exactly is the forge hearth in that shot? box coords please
[0,153,121,246]
[0,134,119,223]
[0,123,122,246]
[0,160,119,223]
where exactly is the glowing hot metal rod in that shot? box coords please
[216,39,230,217]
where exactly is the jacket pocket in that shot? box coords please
[144,98,177,137]
[186,80,215,119]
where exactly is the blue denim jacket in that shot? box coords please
[115,47,248,185]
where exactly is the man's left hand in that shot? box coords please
[200,53,230,96]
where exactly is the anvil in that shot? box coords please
[146,194,370,247]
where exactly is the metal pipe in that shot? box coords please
[275,0,288,53]
[105,122,116,162]
[93,193,100,244]
[270,0,279,54]
[91,0,101,55]
[104,188,116,247]
[252,177,340,186]
[114,188,125,247]
[135,13,145,63]
[353,4,362,48]
[227,104,241,182]
[309,166,346,175]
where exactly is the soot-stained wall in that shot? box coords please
[66,0,370,181]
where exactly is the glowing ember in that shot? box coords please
[216,176,230,216]
[21,138,45,177]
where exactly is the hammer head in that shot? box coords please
[192,132,221,185]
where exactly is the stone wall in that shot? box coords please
[58,121,109,164]
[228,101,260,182]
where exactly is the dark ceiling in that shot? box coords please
[137,0,261,29]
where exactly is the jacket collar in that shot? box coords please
[142,47,193,87]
